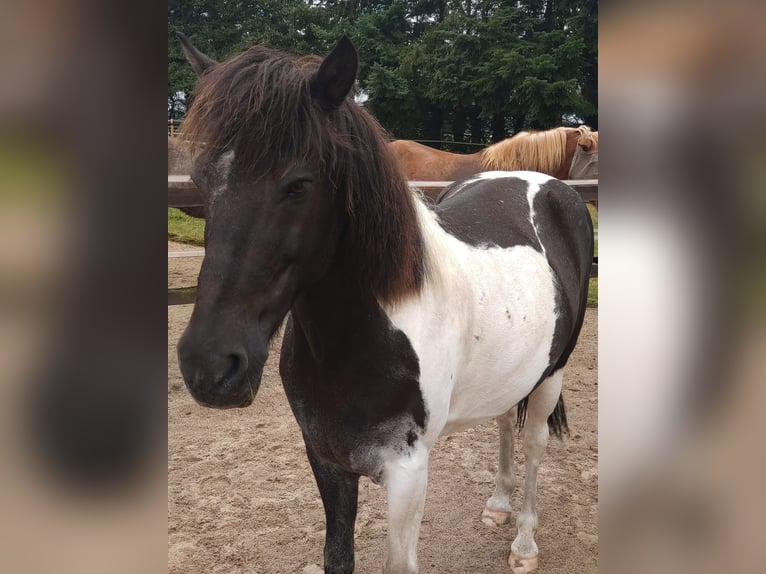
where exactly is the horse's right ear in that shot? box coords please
[310,36,358,111]
[176,32,218,76]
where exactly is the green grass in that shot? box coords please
[587,203,598,227]
[168,208,205,245]
[587,278,598,308]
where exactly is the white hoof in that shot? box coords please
[508,553,538,573]
[481,507,511,526]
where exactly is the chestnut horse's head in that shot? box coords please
[568,126,599,180]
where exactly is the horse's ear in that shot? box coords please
[177,32,218,76]
[578,135,595,152]
[310,36,358,111]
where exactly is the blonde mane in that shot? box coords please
[480,125,595,174]
[583,129,598,150]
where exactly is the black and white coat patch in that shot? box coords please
[380,170,590,443]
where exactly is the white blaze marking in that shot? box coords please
[211,150,235,200]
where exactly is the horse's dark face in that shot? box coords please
[176,36,358,408]
[178,153,344,408]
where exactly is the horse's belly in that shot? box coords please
[445,301,556,433]
[442,330,553,433]
[388,244,559,441]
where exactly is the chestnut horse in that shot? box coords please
[390,126,598,202]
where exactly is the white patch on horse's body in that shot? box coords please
[523,173,555,258]
[383,185,558,445]
[477,169,553,185]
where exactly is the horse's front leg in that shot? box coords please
[382,445,429,574]
[305,444,360,574]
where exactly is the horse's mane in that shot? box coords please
[181,44,425,305]
[585,129,599,150]
[480,126,595,174]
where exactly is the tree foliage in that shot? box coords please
[168,0,597,143]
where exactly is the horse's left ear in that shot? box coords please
[310,36,358,110]
[177,31,218,76]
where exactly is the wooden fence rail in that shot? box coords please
[169,177,598,305]
[168,176,598,207]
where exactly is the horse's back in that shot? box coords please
[434,170,593,371]
[388,140,435,179]
[389,139,480,185]
[435,171,592,262]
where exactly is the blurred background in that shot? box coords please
[0,1,166,572]
[0,0,764,572]
[599,1,766,572]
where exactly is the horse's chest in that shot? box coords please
[280,321,428,478]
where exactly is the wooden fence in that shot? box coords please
[168,119,181,136]
[168,177,598,305]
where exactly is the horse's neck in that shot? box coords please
[289,195,433,361]
[451,152,483,180]
[290,261,385,360]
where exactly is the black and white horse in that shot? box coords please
[176,33,593,574]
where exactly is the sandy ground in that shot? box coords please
[168,246,598,573]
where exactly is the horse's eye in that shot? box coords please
[283,178,312,199]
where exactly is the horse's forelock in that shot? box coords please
[576,126,598,151]
[181,46,326,175]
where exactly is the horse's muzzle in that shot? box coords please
[177,335,265,409]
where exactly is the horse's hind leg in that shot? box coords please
[509,369,564,574]
[305,444,359,574]
[481,409,516,526]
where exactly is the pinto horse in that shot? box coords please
[390,126,598,202]
[176,33,593,574]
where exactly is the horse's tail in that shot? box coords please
[516,392,569,439]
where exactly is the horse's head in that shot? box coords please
[569,127,599,179]
[176,35,359,408]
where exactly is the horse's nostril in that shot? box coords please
[220,351,247,387]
